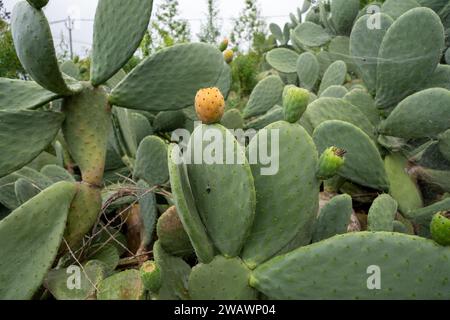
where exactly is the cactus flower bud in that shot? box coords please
[430,211,450,246]
[282,85,310,123]
[224,49,234,64]
[195,87,225,124]
[140,260,162,293]
[219,38,229,52]
[317,147,346,180]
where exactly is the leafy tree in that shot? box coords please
[0,4,24,79]
[143,0,191,54]
[198,0,221,44]
[230,0,266,51]
[0,1,10,21]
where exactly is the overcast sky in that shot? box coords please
[4,0,304,56]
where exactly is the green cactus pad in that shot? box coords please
[134,136,169,186]
[221,109,244,129]
[375,8,445,108]
[44,260,105,300]
[416,0,447,12]
[153,110,186,132]
[328,36,358,75]
[60,60,81,80]
[167,144,215,263]
[112,107,138,158]
[393,220,408,234]
[320,85,349,98]
[303,98,375,139]
[14,178,41,205]
[313,120,389,191]
[41,165,75,183]
[344,89,380,126]
[368,194,398,232]
[312,194,353,242]
[296,52,320,90]
[11,1,75,95]
[417,168,450,192]
[318,61,347,96]
[97,269,145,300]
[157,206,194,258]
[0,78,61,111]
[244,105,284,130]
[109,43,224,112]
[381,0,421,20]
[384,153,423,214]
[63,183,102,249]
[0,110,64,178]
[446,48,450,64]
[430,212,450,246]
[187,124,256,258]
[350,14,393,94]
[85,244,120,275]
[265,48,299,74]
[91,0,153,86]
[153,241,191,300]
[62,83,111,185]
[425,64,450,91]
[438,129,450,162]
[250,232,450,299]
[136,180,157,249]
[189,256,257,300]
[408,198,450,237]
[291,22,332,47]
[269,23,285,44]
[242,121,319,268]
[0,167,51,210]
[242,75,284,118]
[0,181,77,299]
[379,88,450,139]
[330,0,359,35]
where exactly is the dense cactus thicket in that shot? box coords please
[0,0,449,300]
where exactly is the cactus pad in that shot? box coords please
[0,181,77,299]
[242,121,319,268]
[250,232,450,299]
[91,0,153,86]
[189,256,257,300]
[109,43,224,112]
[0,110,64,178]
[313,120,389,191]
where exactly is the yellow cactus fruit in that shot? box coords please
[195,87,225,124]
[224,49,234,64]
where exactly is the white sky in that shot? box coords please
[4,0,304,56]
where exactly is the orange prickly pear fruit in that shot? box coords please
[224,49,234,64]
[195,87,225,124]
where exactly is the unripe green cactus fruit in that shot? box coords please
[316,146,346,180]
[157,206,194,258]
[430,212,450,246]
[140,260,162,293]
[282,85,310,123]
